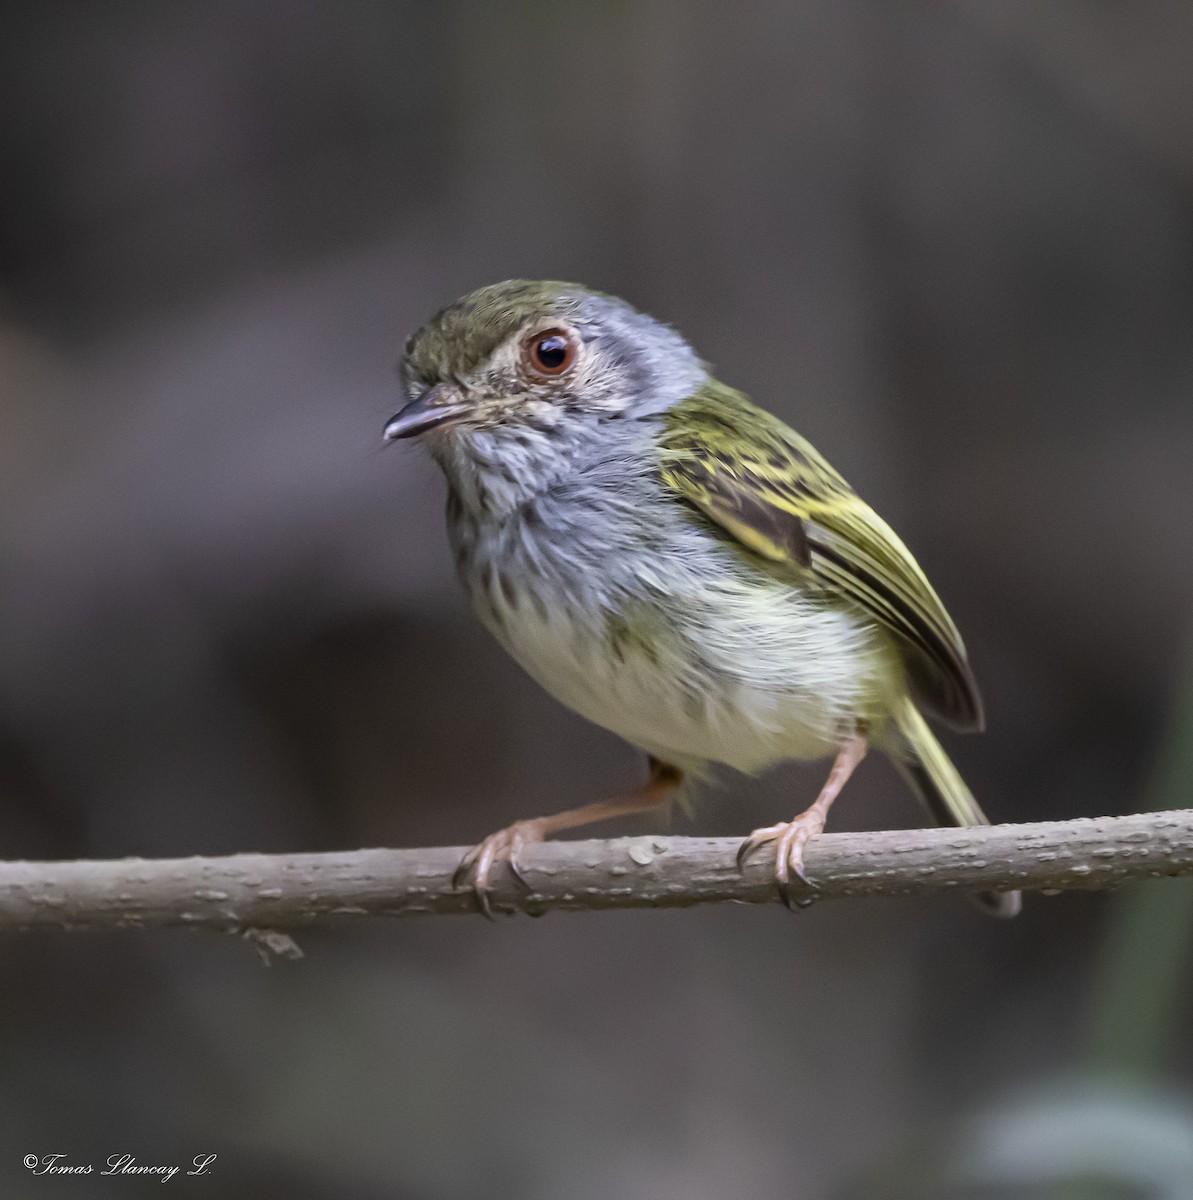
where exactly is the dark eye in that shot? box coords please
[525,328,578,377]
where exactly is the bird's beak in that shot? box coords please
[383,383,470,440]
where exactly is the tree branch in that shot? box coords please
[0,810,1190,933]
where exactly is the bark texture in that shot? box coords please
[0,810,1189,932]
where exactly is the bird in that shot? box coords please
[384,280,1020,919]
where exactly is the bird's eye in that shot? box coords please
[525,328,578,377]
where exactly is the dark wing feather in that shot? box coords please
[657,382,983,731]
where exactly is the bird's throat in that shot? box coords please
[430,418,603,520]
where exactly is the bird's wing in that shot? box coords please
[656,382,983,731]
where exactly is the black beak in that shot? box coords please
[383,384,470,440]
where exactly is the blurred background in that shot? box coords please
[2,3,1192,1197]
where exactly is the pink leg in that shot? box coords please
[738,734,868,909]
[454,758,683,919]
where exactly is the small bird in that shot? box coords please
[385,281,1020,918]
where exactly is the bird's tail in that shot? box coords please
[890,696,1021,918]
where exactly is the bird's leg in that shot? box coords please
[738,733,868,910]
[454,757,683,919]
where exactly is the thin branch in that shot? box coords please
[0,810,1190,933]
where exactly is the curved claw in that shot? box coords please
[736,833,763,870]
[452,819,545,918]
[455,838,499,921]
[452,847,478,892]
[508,853,531,890]
[785,836,812,887]
[736,822,787,872]
[738,816,822,911]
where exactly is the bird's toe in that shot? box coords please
[453,820,546,918]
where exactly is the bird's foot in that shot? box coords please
[737,736,866,910]
[737,809,827,910]
[453,818,547,919]
[451,758,684,920]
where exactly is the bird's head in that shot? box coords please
[384,281,706,448]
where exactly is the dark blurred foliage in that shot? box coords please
[1,3,1192,1197]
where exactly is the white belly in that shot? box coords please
[474,571,888,775]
